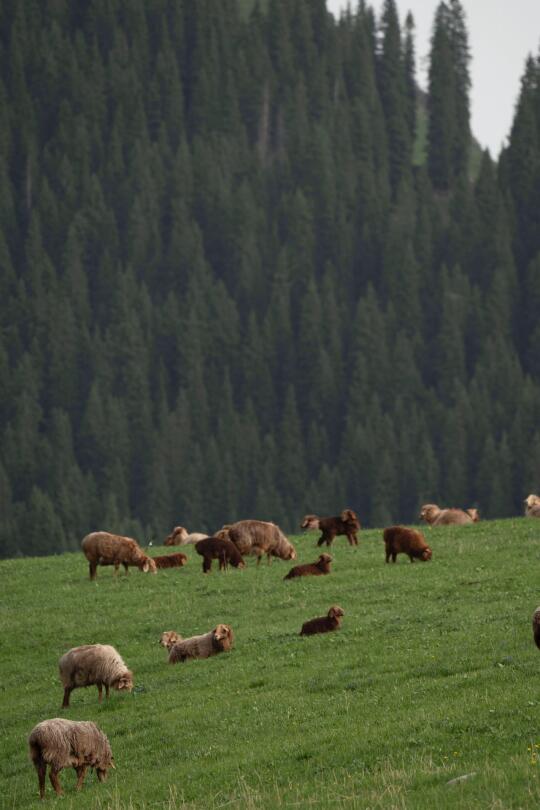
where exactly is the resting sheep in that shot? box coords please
[525,495,540,518]
[29,718,114,799]
[59,644,133,708]
[300,606,344,636]
[225,520,296,564]
[152,552,188,569]
[383,525,432,563]
[195,536,245,573]
[168,624,234,663]
[284,553,333,579]
[533,608,540,649]
[159,631,183,650]
[301,510,361,546]
[419,504,479,526]
[164,526,209,545]
[81,531,157,580]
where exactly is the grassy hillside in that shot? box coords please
[3,519,540,809]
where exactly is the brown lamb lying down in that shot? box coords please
[300,605,344,636]
[29,718,114,799]
[419,504,479,526]
[195,536,246,573]
[224,519,296,564]
[168,624,234,663]
[58,644,133,708]
[152,552,188,569]
[525,495,540,518]
[383,526,432,563]
[81,531,157,580]
[159,631,183,650]
[284,553,333,579]
[301,510,361,546]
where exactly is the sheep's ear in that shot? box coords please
[110,760,116,769]
[142,560,150,572]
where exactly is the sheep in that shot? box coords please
[164,526,209,545]
[28,718,114,799]
[81,531,157,580]
[533,608,540,649]
[168,624,234,663]
[525,495,540,518]
[226,520,296,564]
[59,644,133,708]
[419,504,479,526]
[152,552,188,569]
[383,525,432,563]
[300,606,344,636]
[195,536,245,573]
[284,553,333,579]
[159,631,183,650]
[301,509,361,546]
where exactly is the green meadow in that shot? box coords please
[2,519,540,809]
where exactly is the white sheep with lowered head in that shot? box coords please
[59,644,133,708]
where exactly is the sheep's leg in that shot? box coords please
[49,767,63,796]
[62,686,72,708]
[105,683,110,699]
[75,765,88,790]
[34,759,47,799]
[385,550,391,563]
[123,562,129,575]
[409,555,415,563]
[89,562,97,580]
[97,683,103,702]
[202,557,211,573]
[391,553,397,563]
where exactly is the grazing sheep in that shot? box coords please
[159,631,183,650]
[59,644,133,708]
[300,606,344,636]
[195,536,245,573]
[525,495,540,518]
[28,718,114,799]
[383,525,432,563]
[168,624,234,663]
[301,510,361,546]
[419,504,479,526]
[81,531,157,580]
[152,552,188,569]
[164,526,209,545]
[533,608,540,649]
[226,520,296,564]
[284,553,333,579]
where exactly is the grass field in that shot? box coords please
[2,519,540,809]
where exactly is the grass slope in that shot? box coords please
[2,519,540,809]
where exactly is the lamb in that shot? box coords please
[300,605,344,636]
[152,552,188,569]
[419,504,479,526]
[164,526,209,545]
[195,536,245,573]
[28,718,114,799]
[525,495,540,518]
[226,519,296,564]
[81,531,157,580]
[284,553,333,579]
[159,631,183,650]
[383,525,432,563]
[301,510,361,546]
[59,644,133,708]
[168,624,234,663]
[533,607,540,648]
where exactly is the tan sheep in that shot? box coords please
[81,531,157,580]
[419,504,479,526]
[159,631,183,650]
[525,495,540,518]
[28,718,114,799]
[59,644,133,708]
[168,624,234,663]
[226,520,296,564]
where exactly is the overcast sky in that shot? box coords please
[326,0,540,157]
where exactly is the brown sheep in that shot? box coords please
[226,520,296,564]
[168,624,234,663]
[533,608,540,649]
[284,553,333,579]
[419,504,479,526]
[525,495,540,518]
[301,509,361,546]
[383,525,432,563]
[152,552,188,569]
[300,605,344,636]
[59,644,133,708]
[195,536,245,573]
[159,631,183,650]
[81,531,157,580]
[29,718,114,799]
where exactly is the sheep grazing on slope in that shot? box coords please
[29,718,114,799]
[152,552,188,569]
[419,504,479,526]
[300,605,344,636]
[383,526,432,563]
[81,531,157,580]
[532,608,540,649]
[301,509,361,546]
[159,631,183,650]
[525,495,540,518]
[226,520,296,564]
[59,644,133,708]
[164,526,209,545]
[195,536,245,573]
[168,624,234,663]
[284,553,333,579]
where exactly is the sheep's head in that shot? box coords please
[419,504,439,524]
[421,547,432,561]
[318,554,333,565]
[165,526,188,545]
[114,671,134,692]
[301,515,320,530]
[214,526,231,541]
[142,557,157,574]
[466,508,480,522]
[328,605,344,619]
[525,495,540,509]
[213,624,234,651]
[160,631,182,650]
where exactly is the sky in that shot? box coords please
[326,0,540,157]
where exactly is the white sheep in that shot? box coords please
[59,644,133,708]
